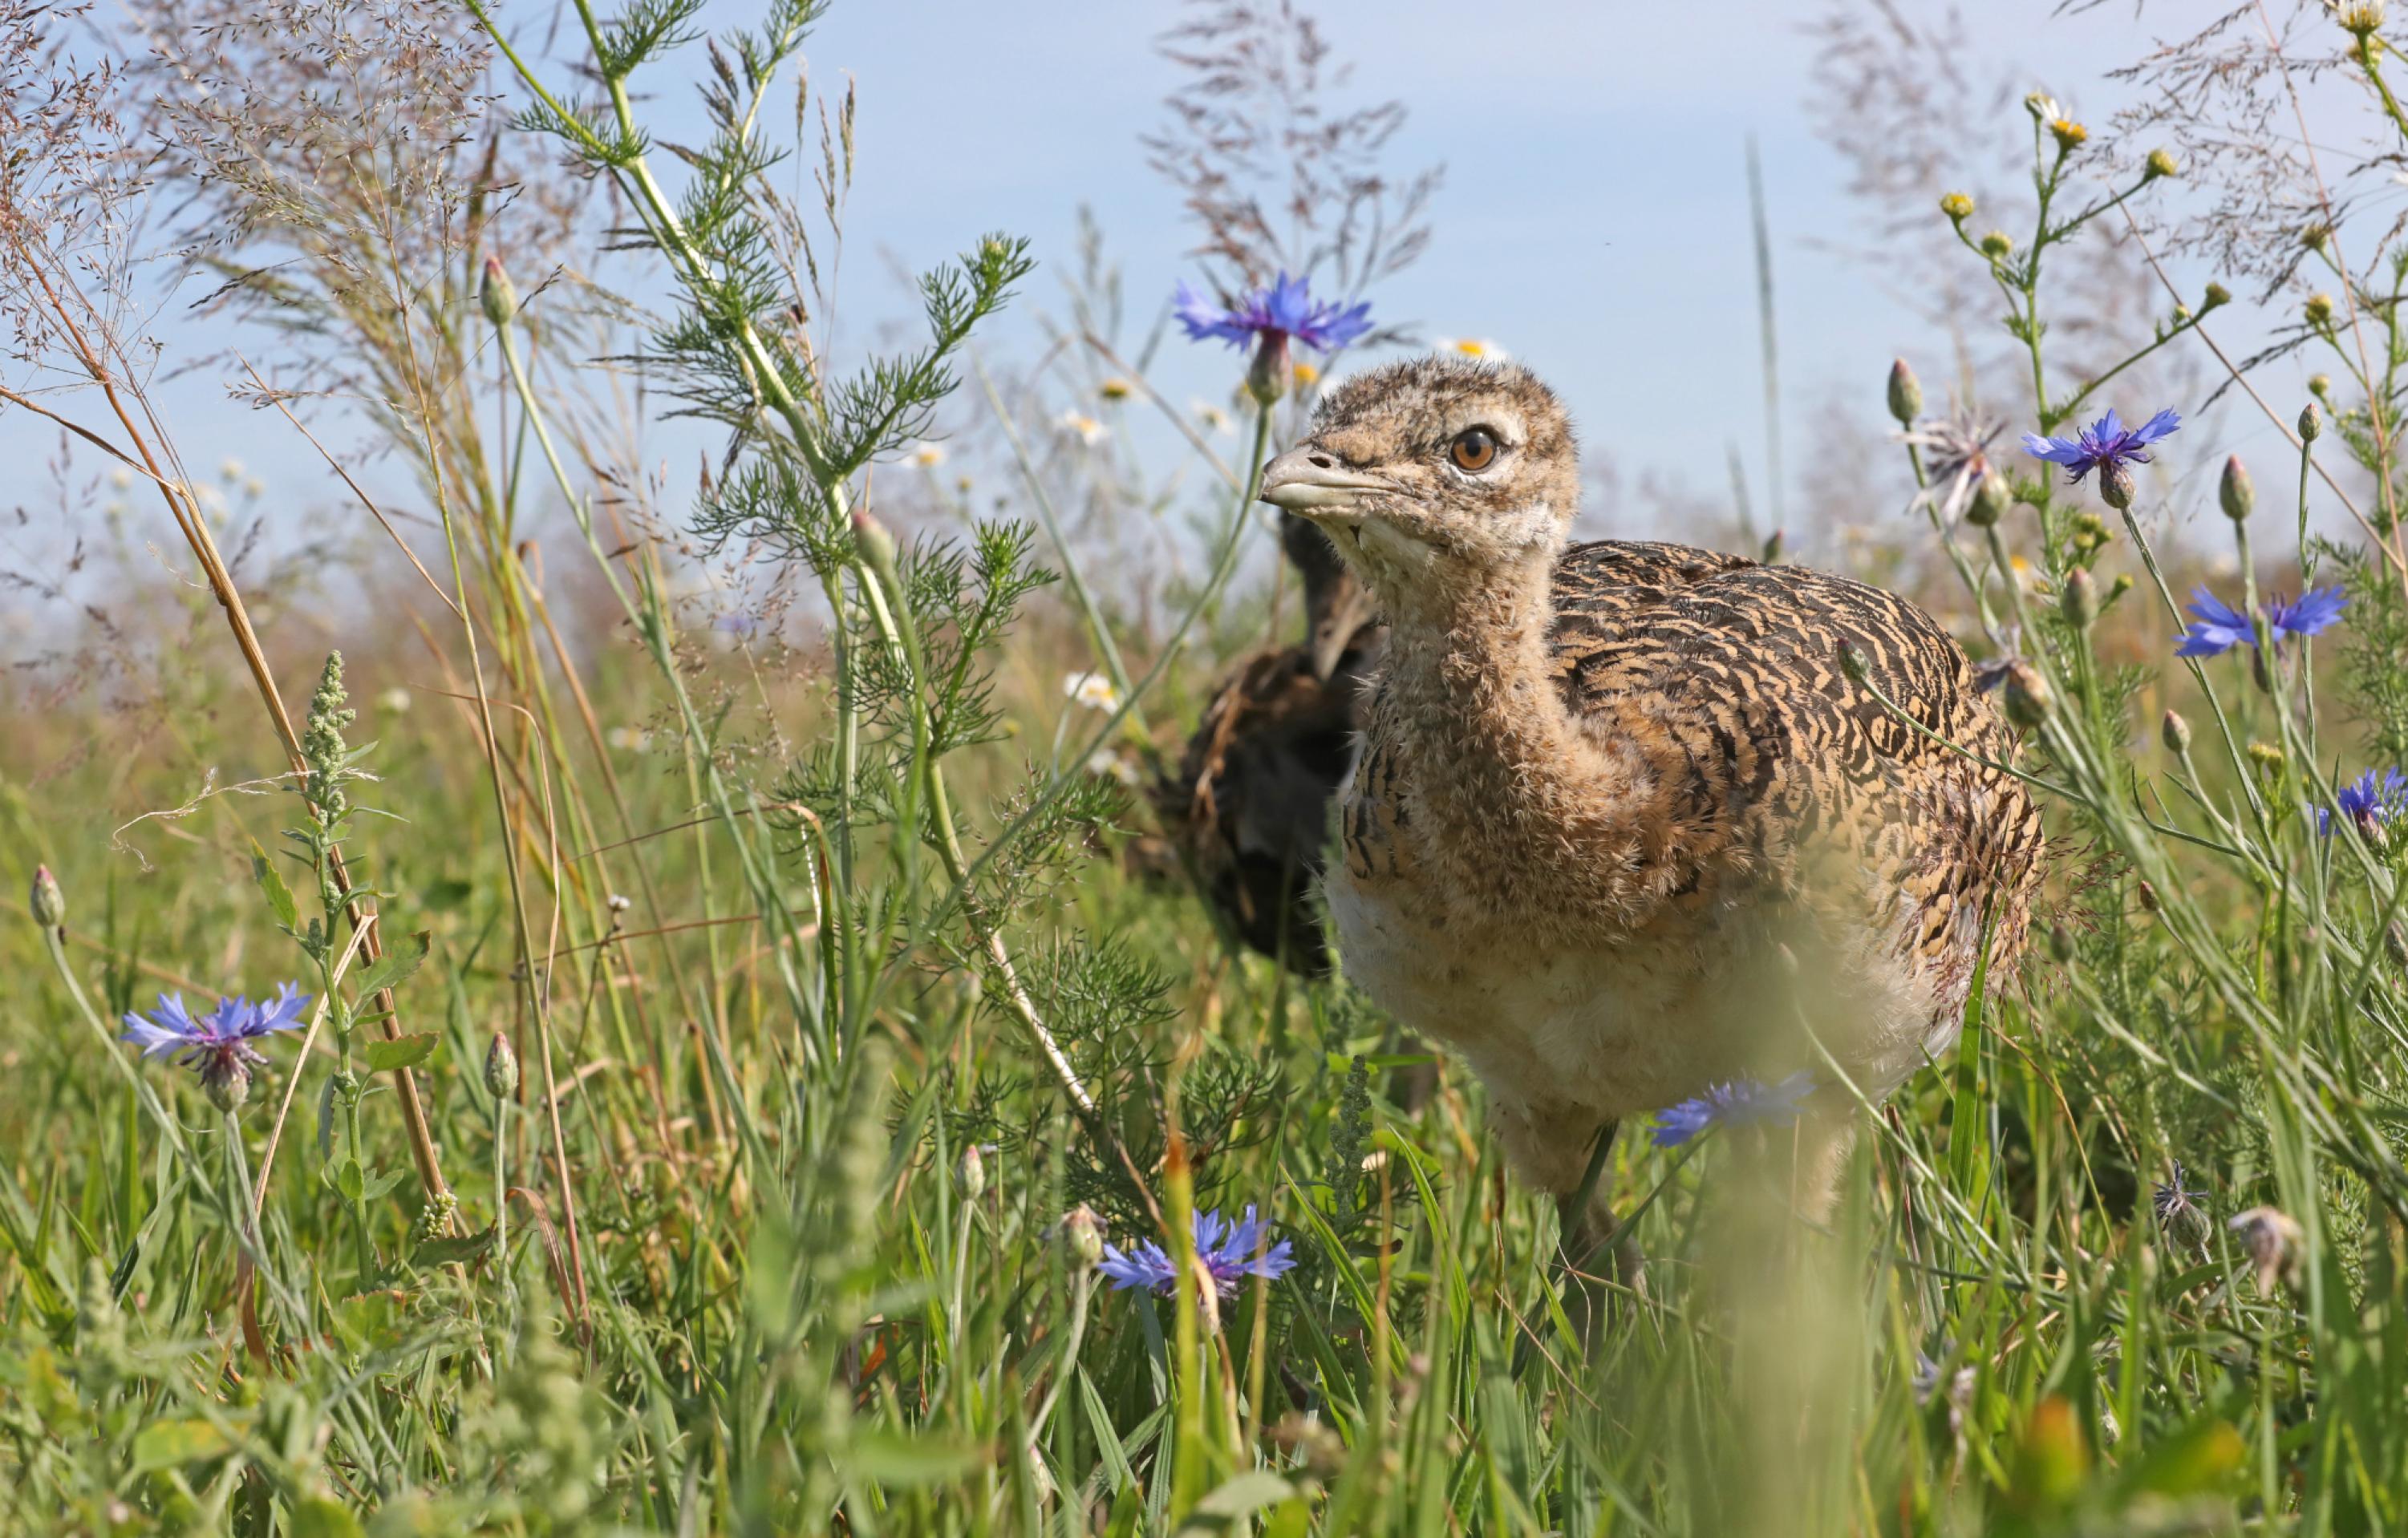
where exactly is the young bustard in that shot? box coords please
[1260,356,2044,1244]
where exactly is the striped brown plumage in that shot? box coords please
[1263,356,2045,1218]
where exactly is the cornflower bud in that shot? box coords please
[851,509,901,587]
[2060,567,2098,629]
[2098,459,2136,510]
[2161,710,2192,755]
[2135,880,2161,913]
[484,1032,520,1099]
[2301,401,2324,441]
[2002,662,2053,730]
[955,1143,987,1202]
[1887,358,1924,426]
[1940,192,1975,224]
[2306,292,2336,328]
[1060,1204,1105,1267]
[2144,148,2180,180]
[30,864,63,931]
[2219,455,2255,521]
[480,253,518,330]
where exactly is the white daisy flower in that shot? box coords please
[1191,399,1235,437]
[219,456,246,481]
[1063,670,1121,712]
[1085,747,1142,787]
[1433,337,1507,362]
[907,441,947,468]
[1056,411,1108,446]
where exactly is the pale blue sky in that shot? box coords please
[4,0,2314,575]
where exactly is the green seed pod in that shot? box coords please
[2161,709,2192,755]
[479,253,518,330]
[2059,566,2098,629]
[29,864,63,931]
[484,1032,519,1099]
[2219,455,2254,521]
[1887,358,1924,426]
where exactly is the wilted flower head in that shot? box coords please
[1173,272,1372,355]
[2022,407,2181,487]
[1650,1071,1814,1148]
[121,986,311,1108]
[2228,1205,2305,1293]
[1097,1205,1296,1299]
[2317,767,2408,837]
[2153,1164,2211,1247]
[1899,409,2005,528]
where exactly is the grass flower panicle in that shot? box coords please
[1096,1205,1296,1298]
[2021,407,2181,484]
[1650,1071,1814,1148]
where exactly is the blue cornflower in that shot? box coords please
[2317,767,2408,838]
[1173,272,1372,354]
[2268,585,2349,641]
[1650,1071,1815,1149]
[2175,585,2349,658]
[121,984,310,1109]
[2021,407,2182,484]
[2175,588,2256,658]
[1096,1204,1296,1299]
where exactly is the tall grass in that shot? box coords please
[7,1,2408,1535]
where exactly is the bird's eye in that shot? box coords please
[1449,427,1501,472]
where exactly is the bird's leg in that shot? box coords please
[1552,1120,1645,1339]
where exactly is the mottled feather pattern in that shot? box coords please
[1344,537,2042,1021]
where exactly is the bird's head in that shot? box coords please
[1259,356,1578,613]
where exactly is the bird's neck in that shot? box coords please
[1367,549,1650,925]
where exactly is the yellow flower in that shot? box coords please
[1292,361,1320,387]
[2049,118,2088,152]
[907,441,947,467]
[1097,377,1134,401]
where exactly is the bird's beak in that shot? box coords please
[1259,445,1389,519]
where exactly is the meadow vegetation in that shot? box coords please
[6,1,2408,1533]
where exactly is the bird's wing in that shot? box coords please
[1546,540,2042,973]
